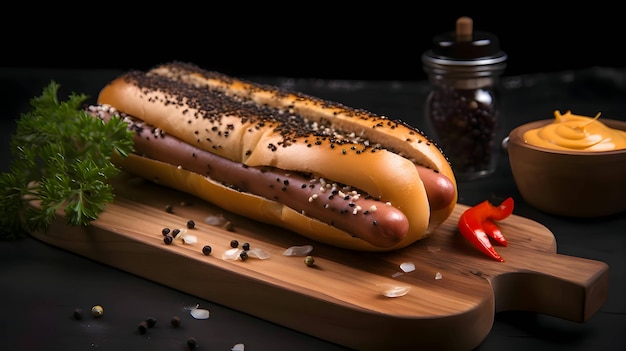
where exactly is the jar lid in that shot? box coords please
[422,17,507,69]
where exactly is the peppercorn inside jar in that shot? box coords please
[425,78,502,179]
[422,17,507,180]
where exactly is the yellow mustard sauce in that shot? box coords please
[523,110,626,151]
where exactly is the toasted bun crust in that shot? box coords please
[98,62,457,251]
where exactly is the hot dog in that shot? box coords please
[94,61,457,251]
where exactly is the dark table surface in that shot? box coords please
[1,66,625,351]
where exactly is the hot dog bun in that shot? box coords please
[98,61,457,251]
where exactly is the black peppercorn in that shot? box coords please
[239,251,249,261]
[146,317,157,328]
[172,228,181,237]
[162,227,171,236]
[73,308,83,320]
[202,245,212,255]
[187,220,195,229]
[138,320,148,334]
[171,315,181,328]
[186,337,198,349]
[230,239,239,248]
[165,204,174,213]
[164,234,174,245]
[242,242,250,251]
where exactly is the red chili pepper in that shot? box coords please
[482,219,508,247]
[458,197,514,262]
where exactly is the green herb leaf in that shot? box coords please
[0,81,134,240]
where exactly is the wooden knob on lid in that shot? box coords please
[456,16,473,42]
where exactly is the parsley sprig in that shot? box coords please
[0,81,134,240]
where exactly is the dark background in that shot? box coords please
[1,6,625,351]
[2,6,624,80]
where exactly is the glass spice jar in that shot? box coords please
[422,17,507,180]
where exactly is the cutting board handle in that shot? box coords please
[490,251,609,322]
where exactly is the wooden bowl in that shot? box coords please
[507,119,626,217]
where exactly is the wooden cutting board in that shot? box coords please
[31,172,609,351]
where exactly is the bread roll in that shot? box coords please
[97,61,457,251]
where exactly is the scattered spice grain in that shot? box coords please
[138,320,148,334]
[91,305,104,318]
[202,245,212,255]
[186,337,198,349]
[222,221,234,231]
[164,234,174,245]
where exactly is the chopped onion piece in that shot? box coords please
[399,262,415,273]
[231,344,245,351]
[283,245,313,256]
[246,247,270,259]
[435,272,443,280]
[182,234,197,244]
[222,248,243,260]
[205,213,228,226]
[190,307,210,319]
[377,283,410,297]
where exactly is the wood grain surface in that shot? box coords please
[31,172,609,351]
